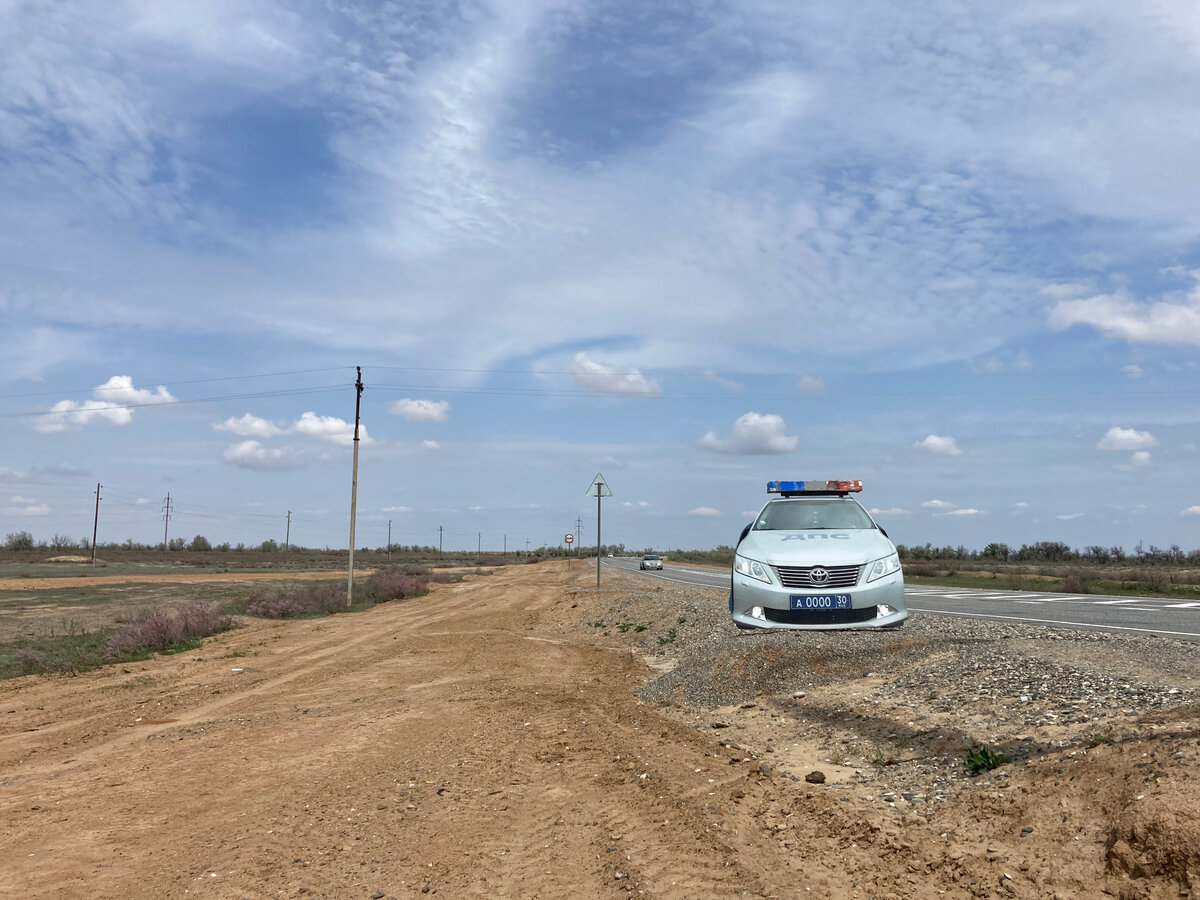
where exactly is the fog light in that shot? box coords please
[877,605,893,617]
[750,606,765,620]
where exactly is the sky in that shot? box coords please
[2,0,1200,555]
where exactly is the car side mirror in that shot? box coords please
[878,527,889,538]
[738,523,752,545]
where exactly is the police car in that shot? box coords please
[730,480,907,630]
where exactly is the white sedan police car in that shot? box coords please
[730,480,906,630]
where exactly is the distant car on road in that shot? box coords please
[639,554,663,570]
[730,479,906,631]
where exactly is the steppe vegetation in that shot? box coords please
[0,536,533,679]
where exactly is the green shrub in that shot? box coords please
[964,745,1010,775]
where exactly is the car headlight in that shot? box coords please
[866,551,901,583]
[734,554,772,584]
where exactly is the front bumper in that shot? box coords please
[730,569,906,630]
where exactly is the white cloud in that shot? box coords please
[868,507,911,516]
[1120,450,1153,470]
[0,467,28,483]
[222,441,305,472]
[914,434,962,456]
[1181,506,1200,517]
[968,352,1033,375]
[622,500,650,509]
[34,375,175,433]
[382,505,411,513]
[922,499,955,510]
[388,399,451,422]
[704,371,743,394]
[2,495,51,516]
[1049,278,1200,346]
[569,353,660,397]
[1122,364,1144,378]
[689,506,719,516]
[796,374,825,396]
[1039,283,1090,301]
[213,413,284,438]
[292,411,370,446]
[1097,426,1158,451]
[1057,513,1085,521]
[697,412,799,455]
[941,508,983,517]
[421,440,440,449]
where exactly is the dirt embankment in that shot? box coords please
[1,562,1197,899]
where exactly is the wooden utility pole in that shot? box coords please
[91,483,101,567]
[162,493,171,549]
[346,367,364,606]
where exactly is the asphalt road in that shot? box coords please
[603,557,1200,642]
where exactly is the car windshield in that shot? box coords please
[643,555,659,560]
[752,497,875,531]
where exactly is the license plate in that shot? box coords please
[790,594,851,610]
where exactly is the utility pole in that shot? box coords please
[439,525,443,556]
[503,533,507,556]
[91,483,102,567]
[477,532,481,554]
[585,474,612,588]
[526,538,529,554]
[346,366,364,606]
[162,493,172,550]
[387,520,392,563]
[285,510,291,551]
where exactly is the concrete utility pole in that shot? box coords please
[346,367,364,606]
[285,510,291,551]
[387,520,392,563]
[585,474,612,588]
[439,525,443,556]
[477,532,481,554]
[162,493,171,549]
[91,483,102,567]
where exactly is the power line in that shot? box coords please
[0,384,351,420]
[0,367,355,401]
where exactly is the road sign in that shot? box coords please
[564,533,574,544]
[586,473,612,498]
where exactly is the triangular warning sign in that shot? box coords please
[586,473,613,497]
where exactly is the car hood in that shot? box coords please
[738,529,895,565]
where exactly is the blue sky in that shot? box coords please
[2,0,1200,554]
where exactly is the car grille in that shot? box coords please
[773,563,861,589]
[763,606,878,626]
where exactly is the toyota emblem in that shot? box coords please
[809,567,830,585]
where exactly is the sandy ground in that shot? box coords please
[1,561,1197,899]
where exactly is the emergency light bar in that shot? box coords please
[767,479,863,495]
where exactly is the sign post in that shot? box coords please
[585,473,612,588]
[564,532,574,570]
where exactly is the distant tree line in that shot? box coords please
[5,530,1200,566]
[0,530,441,555]
[896,540,1200,565]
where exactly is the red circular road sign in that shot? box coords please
[564,534,574,544]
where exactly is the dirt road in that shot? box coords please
[1,562,1197,899]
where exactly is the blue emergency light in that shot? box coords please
[768,479,863,495]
